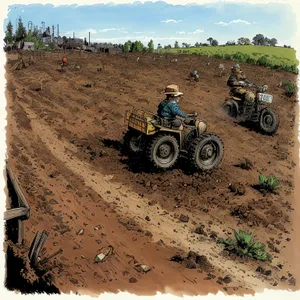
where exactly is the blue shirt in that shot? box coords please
[157,99,188,119]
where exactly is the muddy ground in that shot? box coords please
[4,51,299,296]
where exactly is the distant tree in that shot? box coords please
[207,37,213,45]
[237,37,245,45]
[84,37,88,46]
[32,26,39,37]
[226,40,236,45]
[202,43,209,47]
[4,20,14,43]
[131,41,144,52]
[15,17,27,42]
[264,37,271,46]
[195,42,200,47]
[148,39,154,52]
[157,43,162,51]
[252,33,265,45]
[174,40,179,48]
[244,38,251,45]
[122,41,131,52]
[211,39,219,46]
[270,38,278,47]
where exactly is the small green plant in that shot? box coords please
[283,80,297,97]
[218,230,272,261]
[258,174,280,192]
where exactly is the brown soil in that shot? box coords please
[4,51,299,296]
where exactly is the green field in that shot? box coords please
[161,45,299,73]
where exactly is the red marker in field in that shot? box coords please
[61,57,67,72]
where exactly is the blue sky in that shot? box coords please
[4,1,297,47]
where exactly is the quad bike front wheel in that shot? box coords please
[188,133,224,172]
[146,135,179,169]
[259,108,279,135]
[123,129,145,154]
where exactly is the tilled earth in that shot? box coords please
[4,51,299,296]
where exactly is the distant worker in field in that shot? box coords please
[227,63,256,117]
[157,84,189,127]
[189,70,199,82]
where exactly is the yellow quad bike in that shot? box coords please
[123,108,224,171]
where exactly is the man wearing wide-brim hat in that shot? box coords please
[157,84,190,127]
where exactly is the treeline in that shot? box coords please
[121,40,155,53]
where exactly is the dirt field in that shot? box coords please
[4,51,299,296]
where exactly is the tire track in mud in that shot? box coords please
[20,102,269,291]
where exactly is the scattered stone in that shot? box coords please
[144,230,153,237]
[280,276,288,281]
[94,246,114,263]
[256,266,265,273]
[194,225,207,236]
[286,238,291,242]
[70,278,78,284]
[223,275,232,284]
[277,264,283,269]
[288,277,296,286]
[50,199,58,205]
[145,216,151,222]
[288,273,293,277]
[145,181,151,187]
[205,273,216,280]
[264,270,272,276]
[228,183,245,195]
[77,229,84,235]
[273,281,278,286]
[129,277,137,283]
[134,264,151,273]
[179,214,189,223]
[152,184,158,191]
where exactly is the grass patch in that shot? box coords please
[218,230,272,261]
[283,80,297,97]
[258,174,280,193]
[160,45,299,74]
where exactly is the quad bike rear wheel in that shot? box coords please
[259,108,279,135]
[123,129,145,154]
[146,134,179,169]
[223,100,238,118]
[188,133,224,171]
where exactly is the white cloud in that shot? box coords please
[177,29,204,35]
[188,29,204,34]
[134,31,144,34]
[215,19,253,26]
[99,28,125,33]
[161,19,182,23]
[21,9,24,12]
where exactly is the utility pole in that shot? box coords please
[89,32,90,45]
[41,21,45,32]
[73,32,75,39]
[57,24,59,37]
[52,25,54,42]
[28,21,33,33]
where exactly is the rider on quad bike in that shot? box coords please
[227,63,256,120]
[157,84,197,127]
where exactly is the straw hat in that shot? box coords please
[164,84,183,97]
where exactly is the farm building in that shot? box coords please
[23,42,35,51]
[94,43,122,53]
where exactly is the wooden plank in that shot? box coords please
[29,231,49,267]
[4,207,28,221]
[17,219,24,245]
[6,162,30,212]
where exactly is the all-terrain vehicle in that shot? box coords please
[222,84,279,135]
[123,108,224,172]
